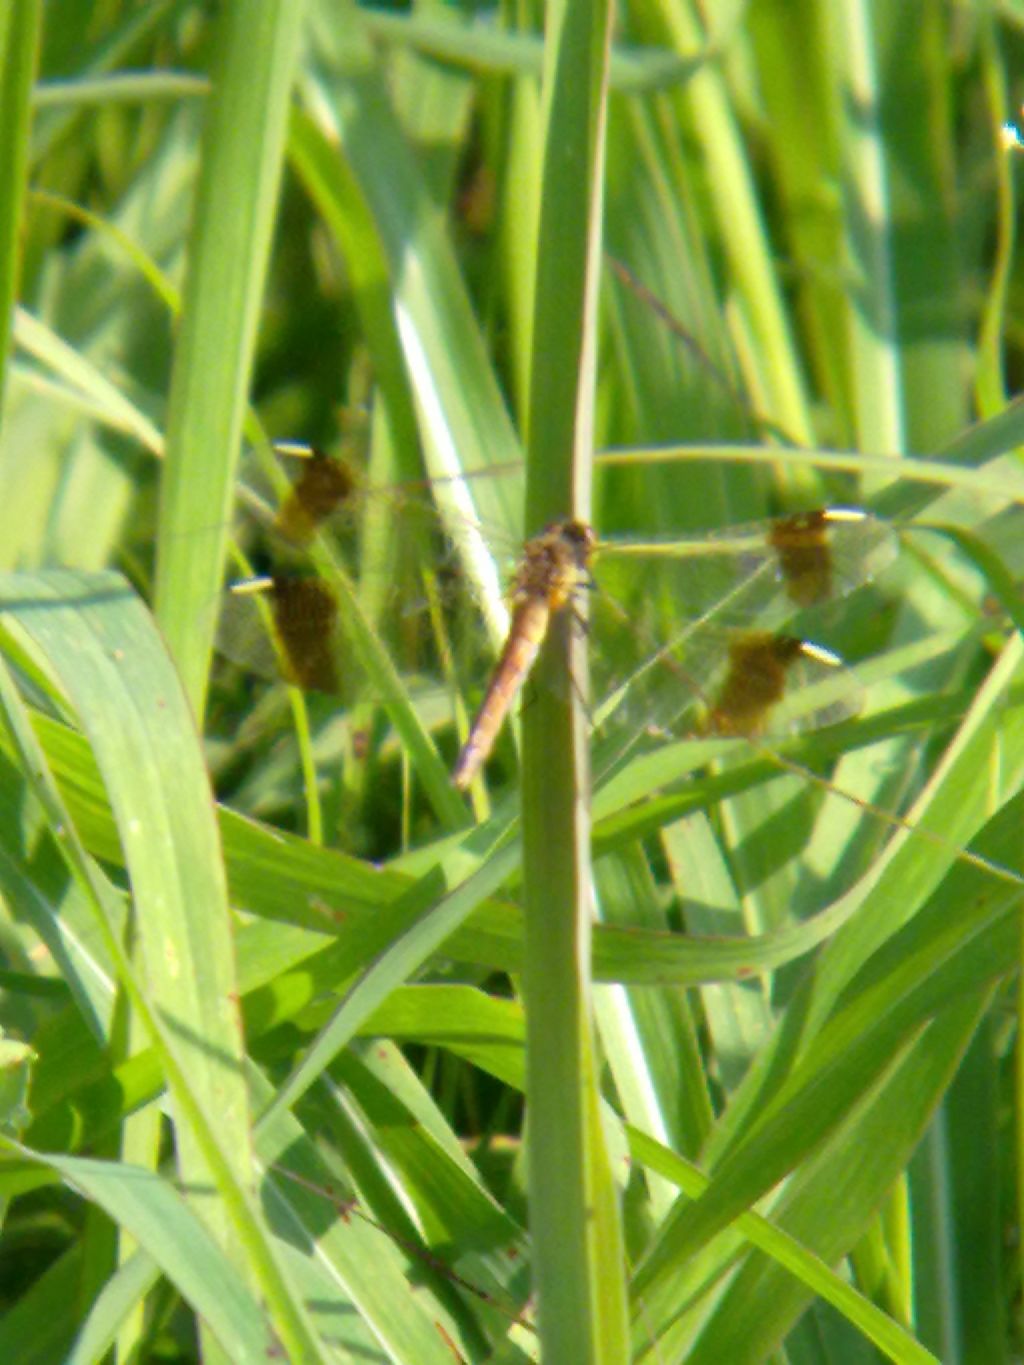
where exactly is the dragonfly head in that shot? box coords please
[553,519,597,567]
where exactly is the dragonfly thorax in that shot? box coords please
[510,519,596,614]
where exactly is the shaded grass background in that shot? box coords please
[1,1,1024,1361]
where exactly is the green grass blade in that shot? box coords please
[3,1145,277,1362]
[0,0,41,417]
[0,570,326,1359]
[154,0,305,717]
[519,1,627,1360]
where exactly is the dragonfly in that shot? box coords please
[213,446,899,790]
[449,507,903,788]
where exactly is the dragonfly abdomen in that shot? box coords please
[453,597,551,790]
[453,518,595,790]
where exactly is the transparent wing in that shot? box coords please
[592,509,897,631]
[588,509,897,753]
[210,455,898,785]
[212,451,523,726]
[233,442,521,649]
[216,577,345,695]
[214,555,504,714]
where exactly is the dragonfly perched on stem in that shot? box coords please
[211,445,899,798]
[449,505,899,788]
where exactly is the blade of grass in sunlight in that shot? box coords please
[8,6,1024,1359]
[0,0,40,416]
[0,1145,276,1363]
[0,568,327,1359]
[154,0,305,718]
[302,1,525,539]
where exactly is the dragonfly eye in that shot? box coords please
[559,520,597,562]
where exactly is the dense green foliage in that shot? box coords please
[2,1,1024,1361]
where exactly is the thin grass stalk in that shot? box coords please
[0,0,41,421]
[827,0,905,460]
[521,0,626,1358]
[655,0,815,454]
